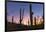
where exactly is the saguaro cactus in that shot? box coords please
[22,8,24,21]
[20,8,24,24]
[30,4,33,26]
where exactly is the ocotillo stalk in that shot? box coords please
[30,4,33,26]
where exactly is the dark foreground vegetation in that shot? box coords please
[7,22,44,31]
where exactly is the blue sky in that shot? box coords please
[7,2,43,17]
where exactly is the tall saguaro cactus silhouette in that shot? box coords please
[22,8,24,21]
[30,4,33,26]
[20,8,24,24]
[20,8,21,24]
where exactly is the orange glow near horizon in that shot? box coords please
[7,16,43,26]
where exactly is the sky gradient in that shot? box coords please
[7,2,43,16]
[7,2,43,24]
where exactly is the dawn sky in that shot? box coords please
[7,2,43,17]
[7,2,43,24]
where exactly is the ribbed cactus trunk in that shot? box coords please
[30,4,33,26]
[20,8,24,24]
[22,8,24,21]
[20,8,21,24]
[12,16,14,24]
